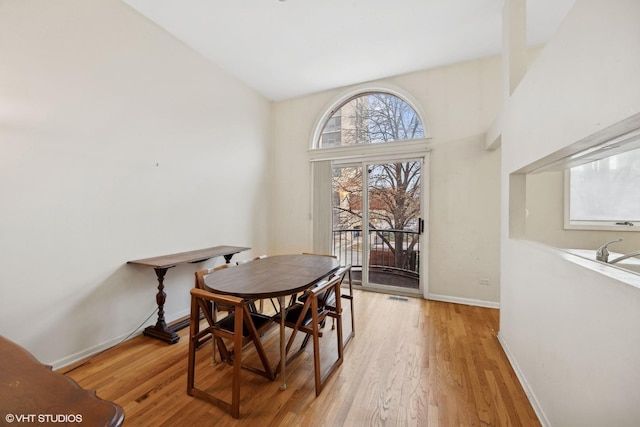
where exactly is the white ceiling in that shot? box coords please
[122,0,575,101]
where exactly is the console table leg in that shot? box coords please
[143,267,180,344]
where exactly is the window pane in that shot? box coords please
[332,166,364,267]
[322,132,341,147]
[318,93,424,148]
[570,147,640,221]
[332,166,363,230]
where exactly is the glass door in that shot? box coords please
[365,160,422,292]
[331,164,364,271]
[331,158,423,294]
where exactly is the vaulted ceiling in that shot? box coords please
[122,0,576,101]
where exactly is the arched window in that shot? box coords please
[318,92,425,148]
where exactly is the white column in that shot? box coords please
[486,0,528,150]
[503,0,527,97]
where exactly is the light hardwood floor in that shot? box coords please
[62,290,540,426]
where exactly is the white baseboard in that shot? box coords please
[52,307,190,371]
[497,332,551,427]
[52,329,144,371]
[427,293,500,309]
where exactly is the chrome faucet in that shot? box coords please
[609,250,640,265]
[595,238,623,262]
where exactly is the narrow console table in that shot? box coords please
[0,335,124,426]
[128,245,249,344]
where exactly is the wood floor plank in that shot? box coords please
[62,290,540,426]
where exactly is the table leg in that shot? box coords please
[143,267,180,344]
[278,296,287,391]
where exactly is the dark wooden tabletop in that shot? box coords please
[0,336,124,427]
[127,245,250,269]
[204,254,340,299]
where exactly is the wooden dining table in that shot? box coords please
[203,254,340,390]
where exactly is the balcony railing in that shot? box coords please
[332,228,420,289]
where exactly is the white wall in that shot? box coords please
[500,0,640,425]
[271,57,503,306]
[525,171,640,253]
[0,0,272,366]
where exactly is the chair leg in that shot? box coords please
[312,311,323,397]
[187,297,199,396]
[211,340,217,365]
[312,283,345,397]
[230,310,244,419]
[216,337,232,364]
[187,339,196,396]
[299,333,312,352]
[211,302,217,364]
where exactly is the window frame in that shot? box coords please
[559,125,640,232]
[564,160,640,232]
[316,91,425,148]
[310,84,431,151]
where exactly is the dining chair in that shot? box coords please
[187,288,243,418]
[274,274,344,396]
[295,253,338,307]
[297,256,349,336]
[187,288,275,418]
[194,265,270,366]
[326,265,355,347]
[193,265,234,357]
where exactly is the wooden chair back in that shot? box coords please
[278,274,344,396]
[327,265,355,347]
[187,287,275,419]
[236,255,267,265]
[193,265,235,350]
[187,288,244,418]
[194,263,233,290]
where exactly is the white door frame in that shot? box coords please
[329,151,430,297]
